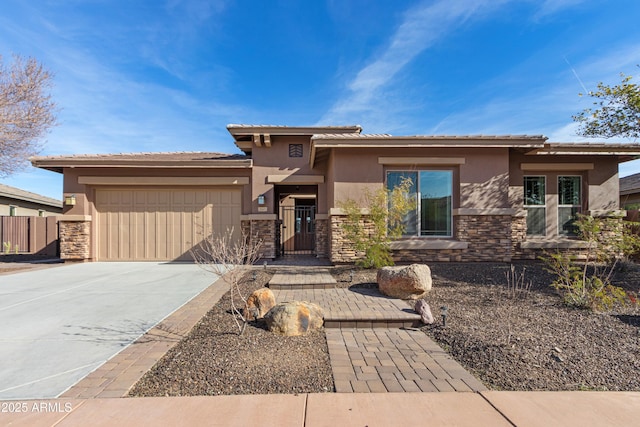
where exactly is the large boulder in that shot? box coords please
[244,287,276,321]
[377,264,432,300]
[264,301,324,336]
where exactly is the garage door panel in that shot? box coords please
[96,189,241,261]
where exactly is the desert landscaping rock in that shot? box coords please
[129,271,333,396]
[264,301,324,336]
[129,262,640,397]
[415,299,434,324]
[377,263,432,299]
[244,287,276,320]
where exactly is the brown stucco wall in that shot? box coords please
[328,146,510,211]
[250,135,328,214]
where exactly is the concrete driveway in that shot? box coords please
[0,262,220,400]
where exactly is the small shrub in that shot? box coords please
[544,252,628,311]
[339,178,415,268]
[542,214,638,312]
[504,264,532,300]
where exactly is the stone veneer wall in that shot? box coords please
[329,214,374,264]
[394,215,512,263]
[511,215,534,260]
[315,218,329,258]
[243,219,276,259]
[455,215,512,262]
[330,213,512,263]
[59,220,91,260]
[511,212,624,260]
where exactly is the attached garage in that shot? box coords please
[95,188,241,261]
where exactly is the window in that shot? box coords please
[38,210,45,217]
[289,144,303,157]
[524,176,545,236]
[9,205,17,216]
[386,170,453,237]
[558,176,581,236]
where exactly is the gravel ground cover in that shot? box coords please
[129,270,334,396]
[337,262,640,391]
[130,262,640,396]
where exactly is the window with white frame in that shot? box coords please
[9,205,17,216]
[386,170,453,237]
[558,176,581,236]
[524,176,545,236]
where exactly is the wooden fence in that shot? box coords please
[0,216,58,256]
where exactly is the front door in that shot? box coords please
[293,205,315,252]
[279,201,315,255]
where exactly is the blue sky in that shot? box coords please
[2,0,640,200]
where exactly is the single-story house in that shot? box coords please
[30,124,640,263]
[620,172,640,209]
[0,183,63,217]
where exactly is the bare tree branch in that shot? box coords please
[191,228,263,335]
[0,54,57,177]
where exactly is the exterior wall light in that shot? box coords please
[65,194,77,206]
[257,194,266,205]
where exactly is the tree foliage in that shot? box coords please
[573,73,640,139]
[0,54,57,177]
[339,177,415,268]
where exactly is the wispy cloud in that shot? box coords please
[533,0,586,20]
[318,0,509,128]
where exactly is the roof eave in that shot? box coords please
[227,124,362,137]
[31,159,253,170]
[0,190,62,208]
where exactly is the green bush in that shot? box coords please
[339,178,414,268]
[543,214,639,311]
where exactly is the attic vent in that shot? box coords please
[289,144,303,157]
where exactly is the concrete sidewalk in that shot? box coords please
[2,391,639,426]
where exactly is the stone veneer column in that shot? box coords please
[250,219,276,259]
[314,216,329,258]
[510,213,531,259]
[58,216,92,261]
[330,214,357,263]
[455,214,513,262]
[329,213,375,264]
[591,210,627,256]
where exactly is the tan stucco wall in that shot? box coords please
[328,146,510,211]
[509,153,619,210]
[508,152,620,237]
[250,135,328,213]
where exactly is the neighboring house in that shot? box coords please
[0,183,63,217]
[620,172,640,209]
[31,124,640,263]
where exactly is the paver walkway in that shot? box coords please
[269,268,486,393]
[326,328,485,393]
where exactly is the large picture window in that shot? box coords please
[524,176,545,236]
[386,170,453,237]
[558,176,581,236]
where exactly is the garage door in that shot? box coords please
[96,189,241,261]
